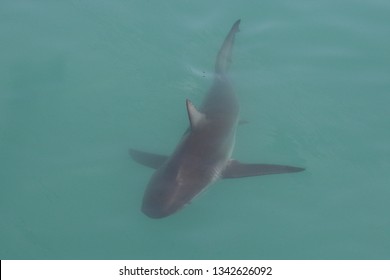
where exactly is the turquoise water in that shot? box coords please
[1,0,390,259]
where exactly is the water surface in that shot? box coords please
[1,0,390,259]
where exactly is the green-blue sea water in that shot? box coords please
[1,0,389,259]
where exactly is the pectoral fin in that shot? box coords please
[222,160,305,179]
[129,149,168,169]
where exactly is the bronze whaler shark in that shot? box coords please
[130,20,304,218]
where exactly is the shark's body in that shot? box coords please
[130,20,304,219]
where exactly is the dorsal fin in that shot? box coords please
[186,99,206,130]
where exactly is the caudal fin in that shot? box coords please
[215,19,241,74]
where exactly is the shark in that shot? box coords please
[130,20,304,219]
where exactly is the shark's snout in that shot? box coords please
[141,194,182,219]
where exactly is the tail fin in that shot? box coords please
[215,19,241,75]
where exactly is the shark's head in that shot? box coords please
[141,163,197,218]
[141,180,182,219]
